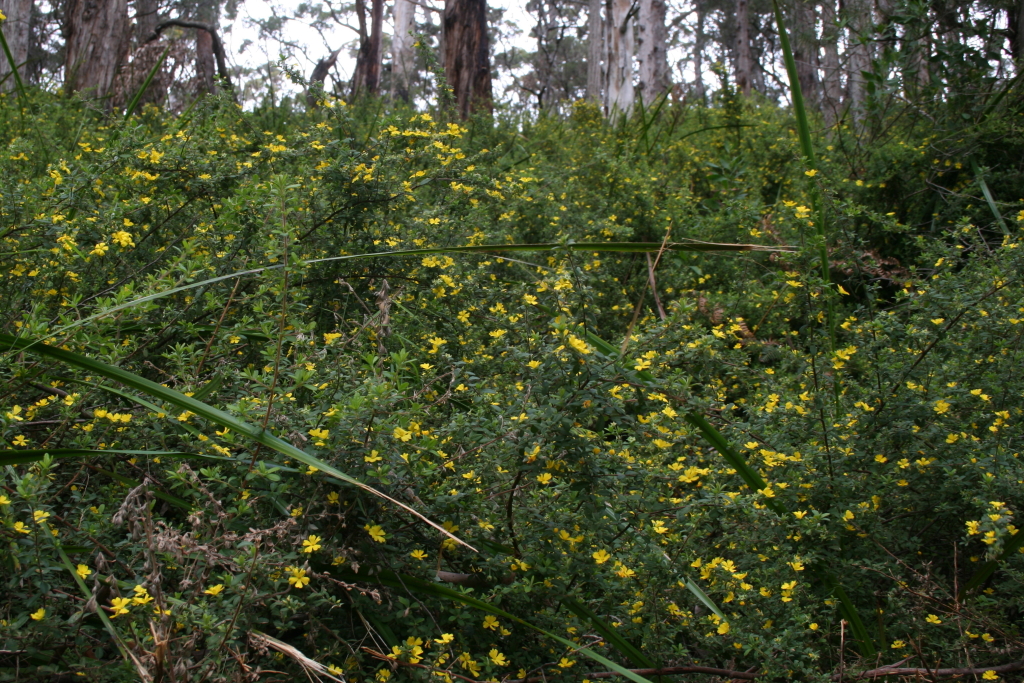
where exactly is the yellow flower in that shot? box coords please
[410,549,428,560]
[717,622,730,634]
[13,521,30,533]
[489,649,508,666]
[111,230,135,248]
[925,614,942,624]
[436,633,455,644]
[981,671,999,681]
[809,623,819,630]
[327,491,340,504]
[804,169,818,177]
[365,524,387,543]
[483,615,499,630]
[302,534,323,553]
[793,511,807,519]
[287,567,311,588]
[33,510,50,524]
[0,495,9,505]
[30,608,45,621]
[891,640,906,649]
[204,584,225,596]
[75,564,92,580]
[12,435,28,446]
[527,360,541,369]
[592,549,611,564]
[536,472,553,484]
[393,426,412,441]
[489,329,507,339]
[109,597,132,617]
[934,399,951,414]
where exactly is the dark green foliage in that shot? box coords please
[1,87,1023,682]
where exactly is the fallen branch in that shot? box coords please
[833,659,1024,680]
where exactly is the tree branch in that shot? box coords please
[833,659,1024,680]
[145,20,234,93]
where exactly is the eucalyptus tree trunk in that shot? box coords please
[637,0,669,105]
[443,0,492,118]
[194,0,217,94]
[735,0,752,95]
[819,0,843,126]
[845,0,872,119]
[392,0,416,101]
[64,0,129,103]
[693,1,706,101]
[586,0,603,102]
[0,0,32,91]
[352,0,383,95]
[605,0,634,116]
[792,0,819,109]
[1015,0,1024,65]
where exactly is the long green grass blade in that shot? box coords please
[0,448,200,467]
[40,241,791,346]
[0,332,470,549]
[971,159,1009,235]
[92,465,192,509]
[563,598,656,668]
[0,22,27,108]
[771,0,836,354]
[960,531,1024,598]
[335,568,656,683]
[124,45,169,119]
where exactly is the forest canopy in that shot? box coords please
[1,0,1024,681]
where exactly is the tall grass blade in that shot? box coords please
[576,322,875,656]
[0,22,27,109]
[971,159,1010,235]
[124,46,169,119]
[0,448,200,467]
[959,531,1024,598]
[0,332,471,549]
[771,0,836,353]
[563,598,657,668]
[42,241,792,345]
[334,567,656,683]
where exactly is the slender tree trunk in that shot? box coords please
[64,0,129,103]
[586,0,603,103]
[792,0,819,110]
[392,0,416,101]
[735,0,752,95]
[194,0,217,94]
[846,0,872,119]
[0,0,32,91]
[353,0,383,95]
[819,0,842,126]
[637,0,669,105]
[443,0,492,118]
[1015,1,1024,66]
[693,1,706,101]
[605,0,634,116]
[307,48,340,107]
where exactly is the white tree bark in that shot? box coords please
[637,0,669,105]
[735,0,752,95]
[846,0,872,119]
[819,0,842,126]
[605,0,634,116]
[586,0,603,103]
[0,0,33,91]
[392,0,416,101]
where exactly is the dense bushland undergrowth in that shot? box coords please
[2,87,1024,682]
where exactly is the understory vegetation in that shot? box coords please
[2,83,1024,682]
